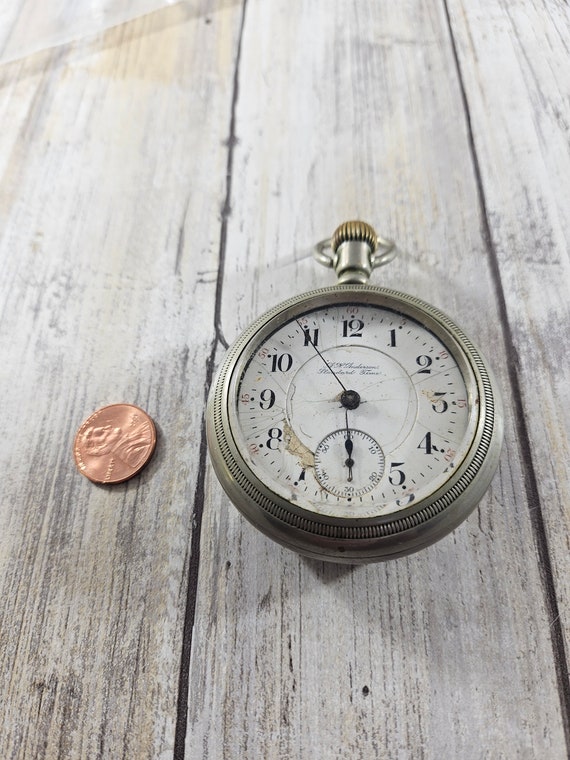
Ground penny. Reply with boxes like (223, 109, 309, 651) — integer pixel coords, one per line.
(73, 403, 157, 484)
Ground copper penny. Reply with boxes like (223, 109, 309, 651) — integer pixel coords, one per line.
(73, 403, 157, 484)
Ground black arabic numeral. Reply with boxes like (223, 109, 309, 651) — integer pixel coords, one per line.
(431, 392, 448, 413)
(270, 353, 293, 372)
(389, 462, 406, 486)
(342, 318, 364, 338)
(303, 328, 319, 346)
(266, 428, 283, 450)
(416, 354, 433, 373)
(417, 432, 434, 454)
(259, 389, 276, 410)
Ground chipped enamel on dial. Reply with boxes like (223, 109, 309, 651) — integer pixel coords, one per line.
(230, 301, 478, 519)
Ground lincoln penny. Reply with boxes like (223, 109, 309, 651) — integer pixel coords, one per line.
(74, 403, 156, 484)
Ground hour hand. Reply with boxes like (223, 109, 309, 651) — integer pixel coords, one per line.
(344, 427, 354, 482)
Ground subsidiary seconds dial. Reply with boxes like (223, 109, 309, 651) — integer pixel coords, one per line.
(314, 429, 385, 499)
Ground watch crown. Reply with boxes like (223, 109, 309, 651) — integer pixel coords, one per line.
(332, 220, 378, 254)
(314, 220, 397, 284)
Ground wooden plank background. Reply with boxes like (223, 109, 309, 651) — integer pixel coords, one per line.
(0, 1, 568, 758)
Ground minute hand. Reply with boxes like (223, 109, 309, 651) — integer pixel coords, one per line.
(296, 320, 361, 411)
(296, 319, 347, 392)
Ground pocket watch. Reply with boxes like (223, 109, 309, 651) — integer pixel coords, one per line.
(207, 221, 503, 563)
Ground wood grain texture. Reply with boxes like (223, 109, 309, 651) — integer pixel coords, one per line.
(0, 3, 242, 758)
(0, 1, 568, 759)
(187, 0, 570, 757)
(446, 0, 570, 650)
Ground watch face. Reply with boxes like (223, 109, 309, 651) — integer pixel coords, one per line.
(227, 293, 480, 520)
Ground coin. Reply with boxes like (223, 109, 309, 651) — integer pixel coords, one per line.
(73, 403, 157, 484)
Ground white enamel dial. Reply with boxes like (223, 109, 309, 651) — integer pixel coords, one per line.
(230, 301, 478, 519)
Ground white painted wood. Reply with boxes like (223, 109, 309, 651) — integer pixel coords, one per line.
(446, 0, 570, 642)
(0, 4, 242, 758)
(189, 0, 570, 758)
(0, 1, 568, 758)
(0, 0, 175, 64)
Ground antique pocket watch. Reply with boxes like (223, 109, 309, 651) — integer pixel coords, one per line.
(207, 221, 503, 563)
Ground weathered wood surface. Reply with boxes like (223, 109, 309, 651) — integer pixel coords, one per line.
(0, 1, 568, 758)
